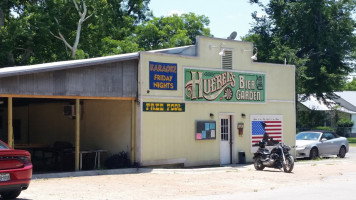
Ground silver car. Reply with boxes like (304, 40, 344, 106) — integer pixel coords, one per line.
(295, 131, 349, 159)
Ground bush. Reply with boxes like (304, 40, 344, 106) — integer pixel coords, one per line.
(337, 118, 354, 127)
(104, 151, 131, 169)
(315, 126, 335, 131)
(348, 138, 356, 143)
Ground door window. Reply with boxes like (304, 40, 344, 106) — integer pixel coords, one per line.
(221, 118, 229, 141)
(321, 132, 335, 140)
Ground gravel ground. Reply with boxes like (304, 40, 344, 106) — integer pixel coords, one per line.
(17, 148, 356, 200)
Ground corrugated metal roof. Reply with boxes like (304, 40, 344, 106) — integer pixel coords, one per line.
(0, 45, 196, 78)
(299, 95, 334, 111)
(0, 52, 139, 78)
(299, 94, 356, 114)
(335, 91, 356, 107)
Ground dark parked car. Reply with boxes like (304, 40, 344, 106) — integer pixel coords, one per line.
(295, 131, 349, 159)
(0, 140, 32, 199)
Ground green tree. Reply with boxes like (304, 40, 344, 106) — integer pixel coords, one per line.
(134, 13, 211, 50)
(0, 0, 40, 66)
(343, 78, 356, 91)
(45, 0, 152, 59)
(297, 109, 327, 129)
(244, 0, 356, 101)
(0, 0, 152, 66)
(49, 0, 95, 59)
(0, 1, 211, 67)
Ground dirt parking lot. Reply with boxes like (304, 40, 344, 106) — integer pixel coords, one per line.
(18, 148, 356, 200)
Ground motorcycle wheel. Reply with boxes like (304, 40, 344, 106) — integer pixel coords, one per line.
(254, 157, 265, 171)
(283, 155, 294, 173)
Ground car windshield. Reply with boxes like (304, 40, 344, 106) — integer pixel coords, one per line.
(296, 132, 321, 141)
(0, 140, 10, 150)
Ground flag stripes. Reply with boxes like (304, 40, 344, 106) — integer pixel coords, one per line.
(251, 120, 282, 145)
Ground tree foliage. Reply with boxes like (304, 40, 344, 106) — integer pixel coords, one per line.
(0, 0, 211, 67)
(244, 0, 356, 101)
(343, 78, 356, 91)
(135, 13, 211, 50)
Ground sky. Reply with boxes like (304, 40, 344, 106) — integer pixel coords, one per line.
(149, 0, 356, 80)
(149, 0, 267, 40)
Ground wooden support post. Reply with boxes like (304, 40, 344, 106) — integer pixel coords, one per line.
(130, 100, 135, 164)
(8, 97, 13, 148)
(75, 99, 80, 171)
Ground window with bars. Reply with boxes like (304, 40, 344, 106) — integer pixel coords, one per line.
(221, 49, 233, 69)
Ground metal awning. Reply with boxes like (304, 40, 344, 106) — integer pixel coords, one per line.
(0, 52, 139, 78)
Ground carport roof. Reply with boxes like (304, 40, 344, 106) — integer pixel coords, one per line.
(0, 52, 139, 78)
(0, 44, 196, 78)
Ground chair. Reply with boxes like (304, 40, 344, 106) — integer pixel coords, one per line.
(53, 141, 75, 171)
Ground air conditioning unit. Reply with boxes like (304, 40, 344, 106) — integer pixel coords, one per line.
(63, 105, 76, 117)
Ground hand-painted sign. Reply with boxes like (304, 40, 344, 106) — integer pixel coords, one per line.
(184, 68, 265, 102)
(149, 61, 177, 90)
(250, 115, 283, 152)
(143, 102, 185, 112)
(195, 121, 216, 140)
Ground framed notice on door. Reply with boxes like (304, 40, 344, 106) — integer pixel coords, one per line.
(195, 121, 216, 140)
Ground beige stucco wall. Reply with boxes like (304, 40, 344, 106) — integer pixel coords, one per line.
(81, 100, 132, 155)
(138, 36, 296, 167)
(11, 100, 132, 156)
(28, 103, 76, 145)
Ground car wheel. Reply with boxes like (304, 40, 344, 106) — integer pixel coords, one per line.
(254, 157, 265, 170)
(309, 147, 319, 160)
(338, 146, 346, 158)
(0, 189, 21, 199)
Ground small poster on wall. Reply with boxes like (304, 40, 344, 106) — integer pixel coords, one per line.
(195, 121, 216, 140)
(250, 115, 283, 153)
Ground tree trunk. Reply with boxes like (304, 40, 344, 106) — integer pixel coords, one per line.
(0, 7, 4, 27)
(20, 49, 33, 65)
(71, 16, 85, 58)
(7, 51, 15, 66)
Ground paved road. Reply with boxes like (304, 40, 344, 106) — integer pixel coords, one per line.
(184, 146, 356, 200)
(234, 172, 356, 200)
(184, 171, 356, 200)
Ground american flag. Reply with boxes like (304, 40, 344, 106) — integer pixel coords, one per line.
(251, 120, 282, 145)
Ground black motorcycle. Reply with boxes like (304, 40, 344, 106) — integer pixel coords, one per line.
(253, 141, 294, 173)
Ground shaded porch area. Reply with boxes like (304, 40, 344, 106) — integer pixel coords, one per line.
(0, 96, 136, 173)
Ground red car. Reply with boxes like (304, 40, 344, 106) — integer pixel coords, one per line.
(0, 140, 32, 199)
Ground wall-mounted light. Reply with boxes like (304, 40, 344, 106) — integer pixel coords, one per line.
(251, 52, 258, 61)
(241, 113, 246, 118)
(210, 113, 214, 118)
(219, 49, 225, 56)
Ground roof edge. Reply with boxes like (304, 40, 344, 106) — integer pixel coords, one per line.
(0, 52, 139, 78)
